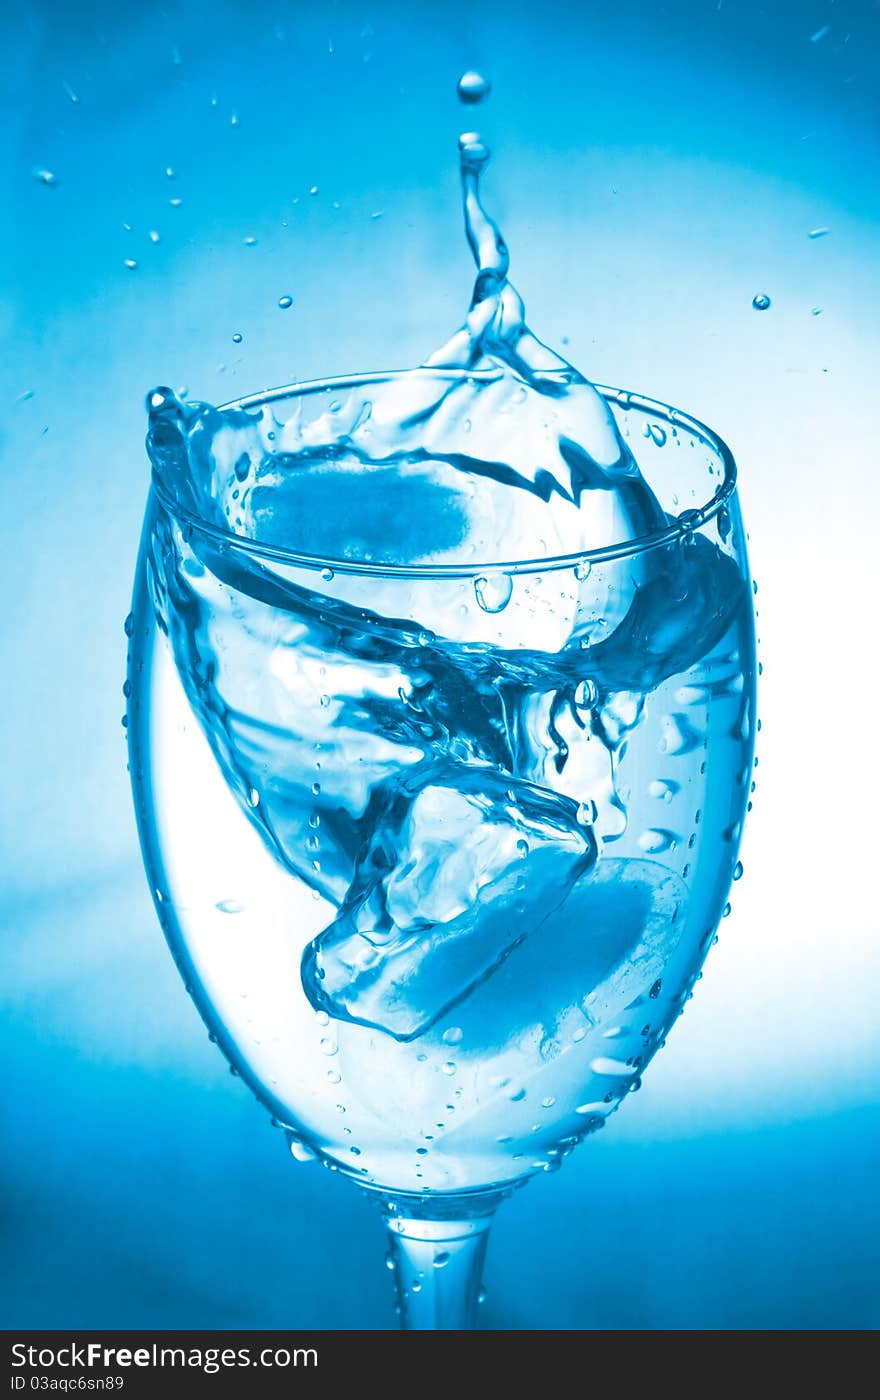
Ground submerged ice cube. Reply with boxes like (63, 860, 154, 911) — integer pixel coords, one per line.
(301, 765, 598, 1040)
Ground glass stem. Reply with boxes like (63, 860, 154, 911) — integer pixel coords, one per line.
(381, 1193, 501, 1330)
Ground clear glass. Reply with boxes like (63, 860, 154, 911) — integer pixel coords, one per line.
(126, 372, 755, 1330)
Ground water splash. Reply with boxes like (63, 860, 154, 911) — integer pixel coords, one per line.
(143, 124, 750, 1047)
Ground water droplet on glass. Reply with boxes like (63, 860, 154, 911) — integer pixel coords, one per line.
(638, 828, 677, 854)
(457, 70, 491, 104)
(441, 1026, 463, 1045)
(442, 1060, 456, 1076)
(590, 1057, 636, 1076)
(288, 1137, 317, 1163)
(648, 778, 679, 803)
(752, 293, 771, 311)
(573, 678, 598, 711)
(474, 572, 513, 613)
(659, 713, 703, 755)
(733, 860, 744, 881)
(574, 559, 591, 581)
(278, 295, 293, 309)
(433, 1251, 451, 1268)
(648, 423, 667, 446)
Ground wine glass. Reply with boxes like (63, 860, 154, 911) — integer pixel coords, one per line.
(126, 371, 755, 1330)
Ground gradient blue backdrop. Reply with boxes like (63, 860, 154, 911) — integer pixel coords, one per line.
(2, 0, 878, 1329)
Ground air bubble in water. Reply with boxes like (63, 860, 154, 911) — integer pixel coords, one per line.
(457, 70, 491, 104)
(474, 573, 513, 612)
(752, 294, 771, 311)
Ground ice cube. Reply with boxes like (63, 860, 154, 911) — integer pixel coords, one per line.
(300, 765, 597, 1040)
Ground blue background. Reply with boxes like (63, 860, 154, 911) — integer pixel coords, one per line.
(2, 0, 878, 1328)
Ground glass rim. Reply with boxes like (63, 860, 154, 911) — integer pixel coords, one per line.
(150, 369, 738, 580)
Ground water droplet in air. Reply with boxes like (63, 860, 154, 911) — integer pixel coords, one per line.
(216, 899, 242, 914)
(648, 423, 667, 447)
(123, 258, 138, 270)
(474, 572, 513, 612)
(33, 168, 58, 187)
(808, 227, 829, 239)
(278, 295, 293, 309)
(232, 332, 243, 343)
(752, 293, 771, 311)
(457, 70, 491, 104)
(243, 235, 258, 246)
